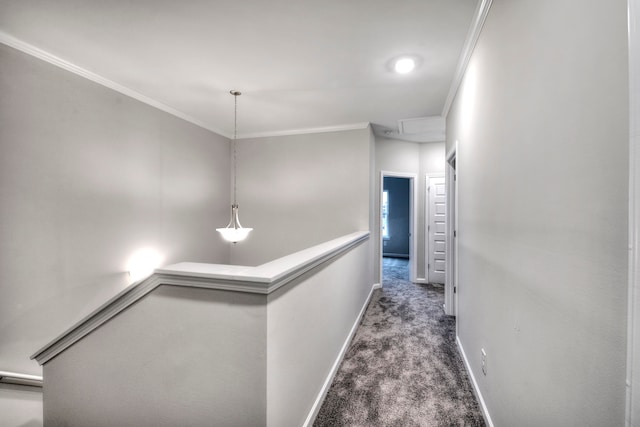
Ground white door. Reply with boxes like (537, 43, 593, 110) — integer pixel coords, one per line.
(427, 176, 446, 284)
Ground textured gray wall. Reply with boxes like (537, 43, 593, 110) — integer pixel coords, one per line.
(0, 43, 230, 425)
(446, 0, 628, 425)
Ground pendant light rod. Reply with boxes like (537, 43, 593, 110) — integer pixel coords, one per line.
(231, 90, 240, 205)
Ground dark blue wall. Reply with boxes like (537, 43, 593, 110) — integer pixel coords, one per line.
(383, 177, 409, 257)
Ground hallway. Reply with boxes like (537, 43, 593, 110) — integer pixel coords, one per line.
(314, 258, 485, 426)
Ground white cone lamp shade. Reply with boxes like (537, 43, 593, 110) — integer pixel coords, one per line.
(217, 204, 252, 243)
(217, 90, 252, 243)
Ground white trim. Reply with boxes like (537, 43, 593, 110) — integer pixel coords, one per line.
(457, 337, 494, 427)
(303, 282, 377, 427)
(444, 141, 458, 316)
(425, 173, 446, 285)
(32, 231, 369, 365)
(0, 31, 230, 138)
(426, 174, 431, 285)
(380, 171, 419, 283)
(628, 0, 640, 424)
(372, 283, 382, 289)
(441, 0, 493, 118)
(238, 122, 370, 139)
(0, 371, 43, 388)
(415, 277, 428, 284)
(446, 142, 458, 163)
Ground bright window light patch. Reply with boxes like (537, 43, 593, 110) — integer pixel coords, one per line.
(382, 191, 390, 238)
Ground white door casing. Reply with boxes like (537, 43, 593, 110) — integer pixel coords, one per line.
(628, 0, 640, 424)
(445, 142, 458, 317)
(427, 175, 446, 284)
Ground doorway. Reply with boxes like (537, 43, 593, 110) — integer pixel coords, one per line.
(383, 177, 410, 258)
(380, 172, 417, 284)
(445, 143, 458, 316)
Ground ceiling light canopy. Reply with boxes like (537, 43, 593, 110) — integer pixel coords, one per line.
(394, 57, 416, 74)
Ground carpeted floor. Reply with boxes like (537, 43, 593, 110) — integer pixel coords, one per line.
(314, 257, 485, 427)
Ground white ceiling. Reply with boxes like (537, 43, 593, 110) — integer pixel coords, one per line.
(0, 0, 478, 139)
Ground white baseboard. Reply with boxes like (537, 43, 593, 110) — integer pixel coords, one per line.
(415, 277, 428, 284)
(456, 336, 494, 427)
(373, 283, 382, 289)
(303, 283, 377, 427)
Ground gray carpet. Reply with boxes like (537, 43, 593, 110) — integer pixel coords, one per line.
(314, 257, 486, 427)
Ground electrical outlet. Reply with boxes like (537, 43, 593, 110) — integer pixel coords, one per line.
(481, 348, 487, 376)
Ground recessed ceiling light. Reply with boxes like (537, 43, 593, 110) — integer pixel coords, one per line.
(394, 57, 415, 74)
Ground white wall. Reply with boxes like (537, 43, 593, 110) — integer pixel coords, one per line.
(629, 0, 640, 423)
(231, 129, 372, 266)
(0, 384, 42, 427)
(374, 138, 445, 282)
(0, 43, 231, 424)
(44, 286, 267, 427)
(266, 239, 373, 427)
(446, 0, 628, 425)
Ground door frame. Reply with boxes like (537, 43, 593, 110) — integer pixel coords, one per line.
(425, 173, 446, 285)
(380, 171, 418, 283)
(445, 141, 458, 317)
(627, 0, 639, 424)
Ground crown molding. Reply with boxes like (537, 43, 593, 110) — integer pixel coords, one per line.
(441, 0, 493, 118)
(238, 122, 370, 140)
(0, 30, 229, 138)
(0, 31, 371, 141)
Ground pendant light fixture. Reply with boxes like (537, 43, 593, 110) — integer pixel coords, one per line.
(217, 90, 253, 243)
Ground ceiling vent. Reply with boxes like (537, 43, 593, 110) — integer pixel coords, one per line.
(372, 116, 446, 143)
(398, 116, 445, 138)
